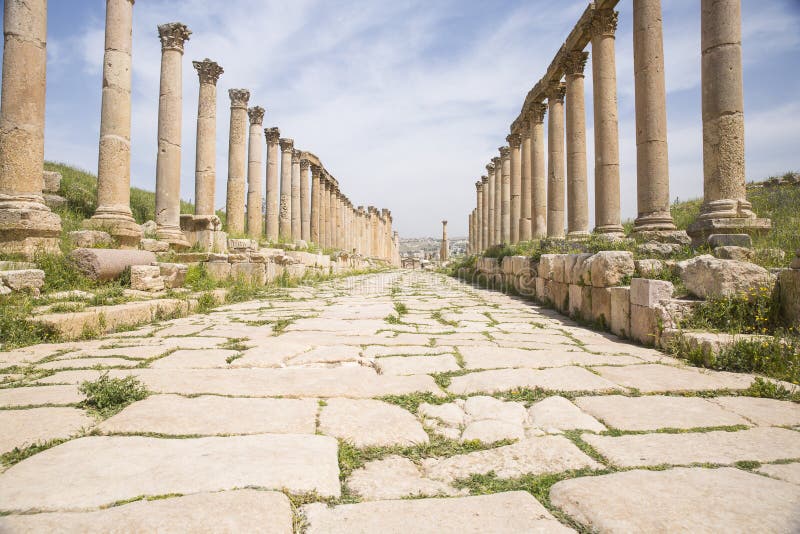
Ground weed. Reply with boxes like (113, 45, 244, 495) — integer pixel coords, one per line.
(394, 302, 408, 316)
(1, 437, 70, 467)
(79, 373, 149, 418)
(743, 377, 800, 402)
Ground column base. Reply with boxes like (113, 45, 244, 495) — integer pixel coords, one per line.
(632, 211, 676, 233)
(84, 209, 142, 249)
(0, 195, 62, 258)
(686, 217, 771, 247)
(593, 224, 626, 238)
(566, 230, 591, 241)
(156, 223, 191, 250)
(632, 230, 691, 245)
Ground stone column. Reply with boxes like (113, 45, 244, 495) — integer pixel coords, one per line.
(225, 88, 249, 236)
(563, 50, 590, 240)
(530, 104, 547, 238)
(86, 0, 140, 247)
(440, 220, 449, 262)
(500, 147, 511, 244)
(278, 138, 293, 241)
(547, 83, 566, 238)
(300, 159, 311, 242)
(632, 0, 676, 233)
(475, 180, 484, 252)
(519, 123, 532, 242)
(493, 158, 502, 246)
(154, 22, 191, 248)
(191, 59, 223, 218)
(590, 10, 624, 236)
(291, 150, 301, 241)
(319, 176, 329, 248)
(329, 186, 338, 250)
(310, 164, 320, 244)
(486, 163, 496, 248)
(481, 175, 489, 251)
(246, 106, 264, 239)
(264, 127, 280, 242)
(0, 0, 61, 257)
(508, 134, 522, 244)
(688, 0, 770, 243)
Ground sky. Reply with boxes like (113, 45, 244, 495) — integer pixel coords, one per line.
(2, 0, 799, 238)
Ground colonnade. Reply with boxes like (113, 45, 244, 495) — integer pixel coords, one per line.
(467, 0, 769, 255)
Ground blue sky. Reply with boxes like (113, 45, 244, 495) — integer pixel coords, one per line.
(3, 0, 799, 238)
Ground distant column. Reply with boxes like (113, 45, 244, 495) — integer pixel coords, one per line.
(319, 176, 329, 248)
(500, 147, 511, 244)
(493, 157, 502, 245)
(87, 0, 141, 247)
(547, 82, 566, 238)
(590, 9, 624, 236)
(154, 22, 191, 248)
(632, 0, 676, 233)
(246, 106, 264, 239)
(300, 159, 311, 242)
(530, 103, 548, 238)
(475, 180, 484, 252)
(291, 150, 301, 241)
(329, 186, 338, 249)
(486, 162, 496, 247)
(440, 220, 449, 261)
(191, 59, 223, 218)
(563, 50, 590, 239)
(508, 133, 522, 244)
(278, 138, 293, 241)
(264, 127, 280, 241)
(481, 175, 490, 250)
(310, 164, 321, 244)
(519, 123, 532, 241)
(225, 88, 249, 236)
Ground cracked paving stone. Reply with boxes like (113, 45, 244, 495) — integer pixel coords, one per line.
(0, 408, 94, 454)
(319, 398, 429, 446)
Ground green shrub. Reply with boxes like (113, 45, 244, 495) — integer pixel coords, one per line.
(681, 285, 781, 335)
(745, 377, 800, 402)
(79, 373, 149, 417)
(184, 264, 217, 291)
(0, 294, 60, 349)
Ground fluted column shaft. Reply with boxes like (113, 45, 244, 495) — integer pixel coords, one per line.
(520, 125, 532, 241)
(564, 50, 590, 239)
(155, 22, 191, 247)
(192, 60, 222, 217)
(320, 179, 329, 248)
(632, 0, 676, 232)
(225, 88, 249, 235)
(290, 150, 301, 241)
(278, 138, 293, 241)
(475, 181, 484, 252)
(329, 187, 338, 249)
(530, 105, 547, 238)
(547, 84, 566, 238)
(246, 106, 264, 238)
(590, 9, 624, 236)
(481, 176, 489, 251)
(500, 147, 511, 244)
(310, 165, 320, 244)
(264, 127, 280, 241)
(508, 134, 522, 244)
(89, 0, 140, 246)
(493, 159, 502, 245)
(486, 164, 496, 248)
(300, 160, 310, 242)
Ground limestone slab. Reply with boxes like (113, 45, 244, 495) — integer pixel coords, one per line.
(37, 357, 138, 370)
(461, 420, 524, 443)
(0, 434, 340, 511)
(418, 402, 466, 427)
(592, 364, 754, 392)
(99, 394, 318, 435)
(286, 345, 364, 366)
(758, 462, 800, 486)
(550, 467, 800, 533)
(347, 455, 461, 500)
(574, 395, 749, 431)
(150, 349, 240, 369)
(375, 355, 460, 375)
(364, 345, 453, 358)
(0, 408, 94, 454)
(460, 346, 641, 370)
(528, 396, 606, 433)
(584, 427, 800, 467)
(0, 490, 292, 533)
(463, 395, 527, 425)
(423, 435, 602, 482)
(304, 491, 571, 534)
(319, 398, 428, 447)
(447, 366, 621, 395)
(710, 396, 800, 427)
(0, 385, 84, 407)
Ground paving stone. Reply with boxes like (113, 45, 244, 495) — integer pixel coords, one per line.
(460, 419, 525, 443)
(592, 363, 754, 392)
(418, 402, 466, 427)
(149, 349, 241, 369)
(459, 346, 641, 370)
(319, 398, 428, 446)
(375, 354, 461, 375)
(0, 434, 340, 511)
(463, 395, 527, 425)
(286, 345, 365, 366)
(364, 345, 453, 358)
(99, 394, 318, 435)
(423, 435, 602, 483)
(447, 366, 621, 395)
(550, 467, 800, 533)
(528, 396, 606, 433)
(0, 385, 84, 407)
(233, 340, 313, 367)
(710, 396, 800, 426)
(304, 491, 572, 534)
(37, 357, 138, 370)
(758, 462, 800, 485)
(0, 408, 94, 454)
(347, 455, 463, 500)
(0, 490, 292, 533)
(574, 395, 749, 431)
(584, 427, 800, 467)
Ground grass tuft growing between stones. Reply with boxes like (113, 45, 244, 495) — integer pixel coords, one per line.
(79, 372, 149, 418)
(743, 377, 800, 403)
(379, 392, 457, 413)
(0, 437, 70, 467)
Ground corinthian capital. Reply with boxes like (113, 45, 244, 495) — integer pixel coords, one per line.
(491, 156, 501, 167)
(475, 181, 483, 191)
(481, 175, 489, 184)
(292, 149, 301, 163)
(192, 59, 223, 85)
(158, 22, 191, 53)
(506, 133, 522, 148)
(562, 50, 589, 77)
(546, 82, 566, 103)
(498, 146, 510, 158)
(529, 102, 547, 124)
(248, 106, 265, 125)
(589, 9, 618, 38)
(300, 159, 311, 171)
(228, 89, 250, 109)
(264, 127, 280, 143)
(279, 138, 294, 152)
(486, 163, 495, 174)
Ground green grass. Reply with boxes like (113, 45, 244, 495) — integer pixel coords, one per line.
(0, 294, 61, 350)
(79, 373, 149, 418)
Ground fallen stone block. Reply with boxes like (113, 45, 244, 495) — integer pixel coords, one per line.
(231, 262, 266, 285)
(156, 262, 188, 289)
(714, 245, 754, 261)
(68, 230, 113, 249)
(140, 238, 170, 253)
(679, 255, 773, 299)
(590, 251, 634, 288)
(130, 265, 164, 292)
(634, 258, 664, 277)
(69, 248, 157, 282)
(630, 278, 673, 307)
(0, 269, 45, 294)
(708, 233, 752, 248)
(42, 170, 61, 193)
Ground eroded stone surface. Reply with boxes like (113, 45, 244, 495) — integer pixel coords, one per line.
(375, 354, 460, 375)
(758, 463, 800, 486)
(319, 398, 428, 446)
(0, 408, 94, 454)
(528, 396, 606, 433)
(447, 366, 620, 395)
(710, 396, 800, 427)
(347, 455, 462, 500)
(592, 364, 754, 392)
(550, 467, 800, 532)
(0, 385, 84, 407)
